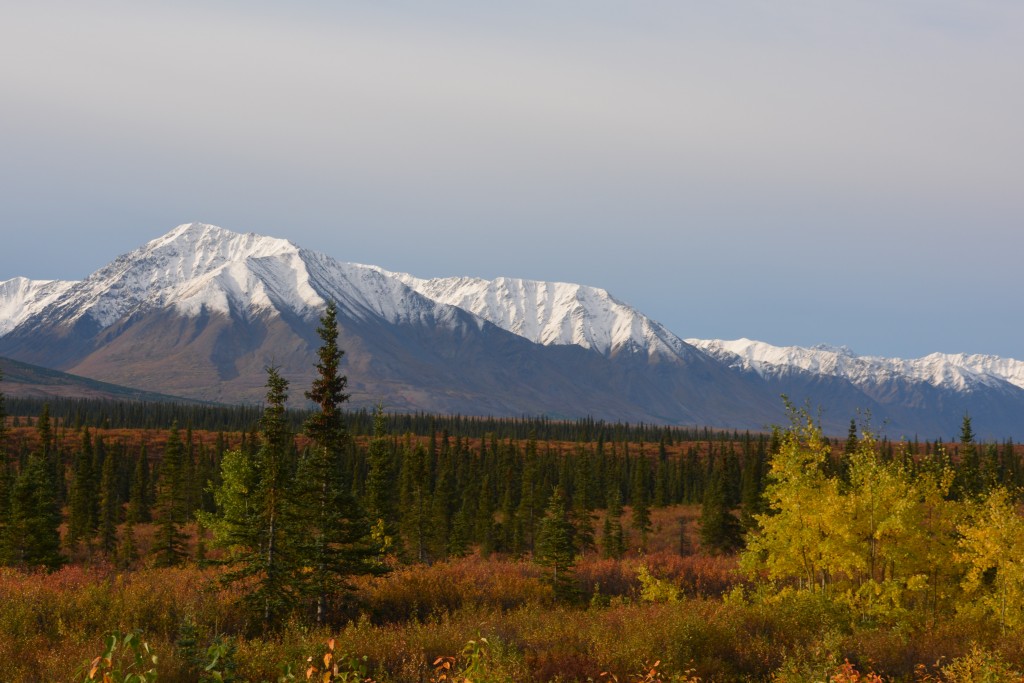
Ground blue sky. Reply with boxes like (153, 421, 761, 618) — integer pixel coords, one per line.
(2, 1, 1022, 358)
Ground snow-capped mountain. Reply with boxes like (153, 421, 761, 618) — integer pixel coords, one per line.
(687, 338, 1024, 438)
(1, 223, 1022, 437)
(385, 272, 696, 361)
(0, 223, 766, 423)
(0, 277, 75, 336)
(689, 338, 1024, 395)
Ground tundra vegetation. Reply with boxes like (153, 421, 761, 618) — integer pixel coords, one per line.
(0, 312, 1023, 680)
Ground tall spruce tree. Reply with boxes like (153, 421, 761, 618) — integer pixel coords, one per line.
(298, 301, 378, 625)
(535, 486, 578, 601)
(97, 443, 119, 555)
(203, 367, 301, 628)
(364, 405, 398, 550)
(67, 428, 97, 549)
(7, 409, 64, 569)
(601, 487, 626, 559)
(699, 457, 743, 554)
(154, 424, 189, 566)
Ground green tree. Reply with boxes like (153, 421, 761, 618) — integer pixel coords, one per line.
(535, 486, 577, 601)
(7, 451, 64, 569)
(154, 424, 188, 567)
(699, 458, 743, 554)
(202, 367, 301, 628)
(67, 428, 97, 550)
(953, 414, 981, 499)
(630, 456, 652, 552)
(298, 301, 379, 626)
(364, 404, 398, 549)
(97, 443, 119, 555)
(601, 487, 626, 559)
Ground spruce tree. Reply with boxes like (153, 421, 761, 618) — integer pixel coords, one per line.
(535, 486, 577, 601)
(699, 458, 743, 554)
(203, 367, 301, 628)
(8, 451, 64, 569)
(154, 424, 188, 567)
(630, 456, 652, 552)
(364, 407, 398, 552)
(67, 428, 97, 549)
(298, 301, 378, 625)
(953, 414, 981, 499)
(97, 443, 119, 555)
(601, 488, 626, 559)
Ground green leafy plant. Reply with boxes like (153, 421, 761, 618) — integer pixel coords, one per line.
(79, 631, 158, 683)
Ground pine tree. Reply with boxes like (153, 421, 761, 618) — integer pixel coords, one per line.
(67, 428, 97, 549)
(128, 448, 151, 524)
(601, 488, 626, 559)
(97, 442, 119, 555)
(630, 455, 652, 552)
(699, 458, 743, 554)
(8, 450, 64, 569)
(534, 486, 577, 601)
(203, 367, 302, 628)
(154, 424, 188, 567)
(953, 414, 981, 499)
(298, 301, 379, 626)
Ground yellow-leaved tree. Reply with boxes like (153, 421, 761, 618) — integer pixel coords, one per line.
(956, 486, 1024, 630)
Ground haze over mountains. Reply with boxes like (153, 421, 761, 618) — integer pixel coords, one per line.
(1, 223, 1022, 438)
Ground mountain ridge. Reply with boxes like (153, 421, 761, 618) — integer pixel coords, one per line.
(1, 223, 1022, 438)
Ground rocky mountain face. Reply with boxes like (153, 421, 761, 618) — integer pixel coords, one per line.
(1, 223, 1022, 438)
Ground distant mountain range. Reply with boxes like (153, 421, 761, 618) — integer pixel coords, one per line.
(1, 223, 1022, 438)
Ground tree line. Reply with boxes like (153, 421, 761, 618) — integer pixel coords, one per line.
(1, 303, 1023, 629)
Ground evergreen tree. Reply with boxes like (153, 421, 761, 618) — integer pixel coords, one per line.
(364, 405, 398, 544)
(699, 458, 743, 554)
(298, 301, 379, 626)
(534, 486, 577, 601)
(630, 455, 652, 552)
(128, 448, 152, 523)
(7, 451, 64, 569)
(953, 414, 981, 499)
(154, 424, 188, 567)
(203, 367, 301, 628)
(96, 442, 119, 555)
(601, 488, 626, 559)
(67, 428, 97, 549)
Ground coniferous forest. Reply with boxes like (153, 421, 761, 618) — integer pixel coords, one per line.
(2, 305, 1024, 681)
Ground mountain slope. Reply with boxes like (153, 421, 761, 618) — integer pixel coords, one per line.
(389, 272, 697, 361)
(0, 355, 201, 403)
(688, 338, 1024, 438)
(1, 223, 1021, 437)
(0, 224, 774, 426)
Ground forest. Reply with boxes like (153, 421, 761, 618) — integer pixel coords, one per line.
(1, 304, 1024, 681)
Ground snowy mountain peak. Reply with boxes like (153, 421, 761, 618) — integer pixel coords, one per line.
(0, 277, 76, 336)
(380, 270, 695, 361)
(688, 338, 1024, 394)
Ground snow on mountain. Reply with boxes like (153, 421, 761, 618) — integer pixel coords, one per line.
(5, 224, 446, 333)
(688, 338, 1024, 394)
(0, 277, 76, 336)
(384, 272, 695, 360)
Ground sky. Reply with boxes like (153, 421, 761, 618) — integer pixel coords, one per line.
(1, 1, 1022, 359)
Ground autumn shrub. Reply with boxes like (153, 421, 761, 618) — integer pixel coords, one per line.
(358, 556, 552, 623)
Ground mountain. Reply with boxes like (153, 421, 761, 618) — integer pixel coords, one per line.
(688, 339, 1024, 439)
(0, 355, 200, 403)
(0, 223, 773, 426)
(1, 222, 1021, 438)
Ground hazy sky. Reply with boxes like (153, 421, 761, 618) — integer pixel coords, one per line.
(2, 1, 1022, 359)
